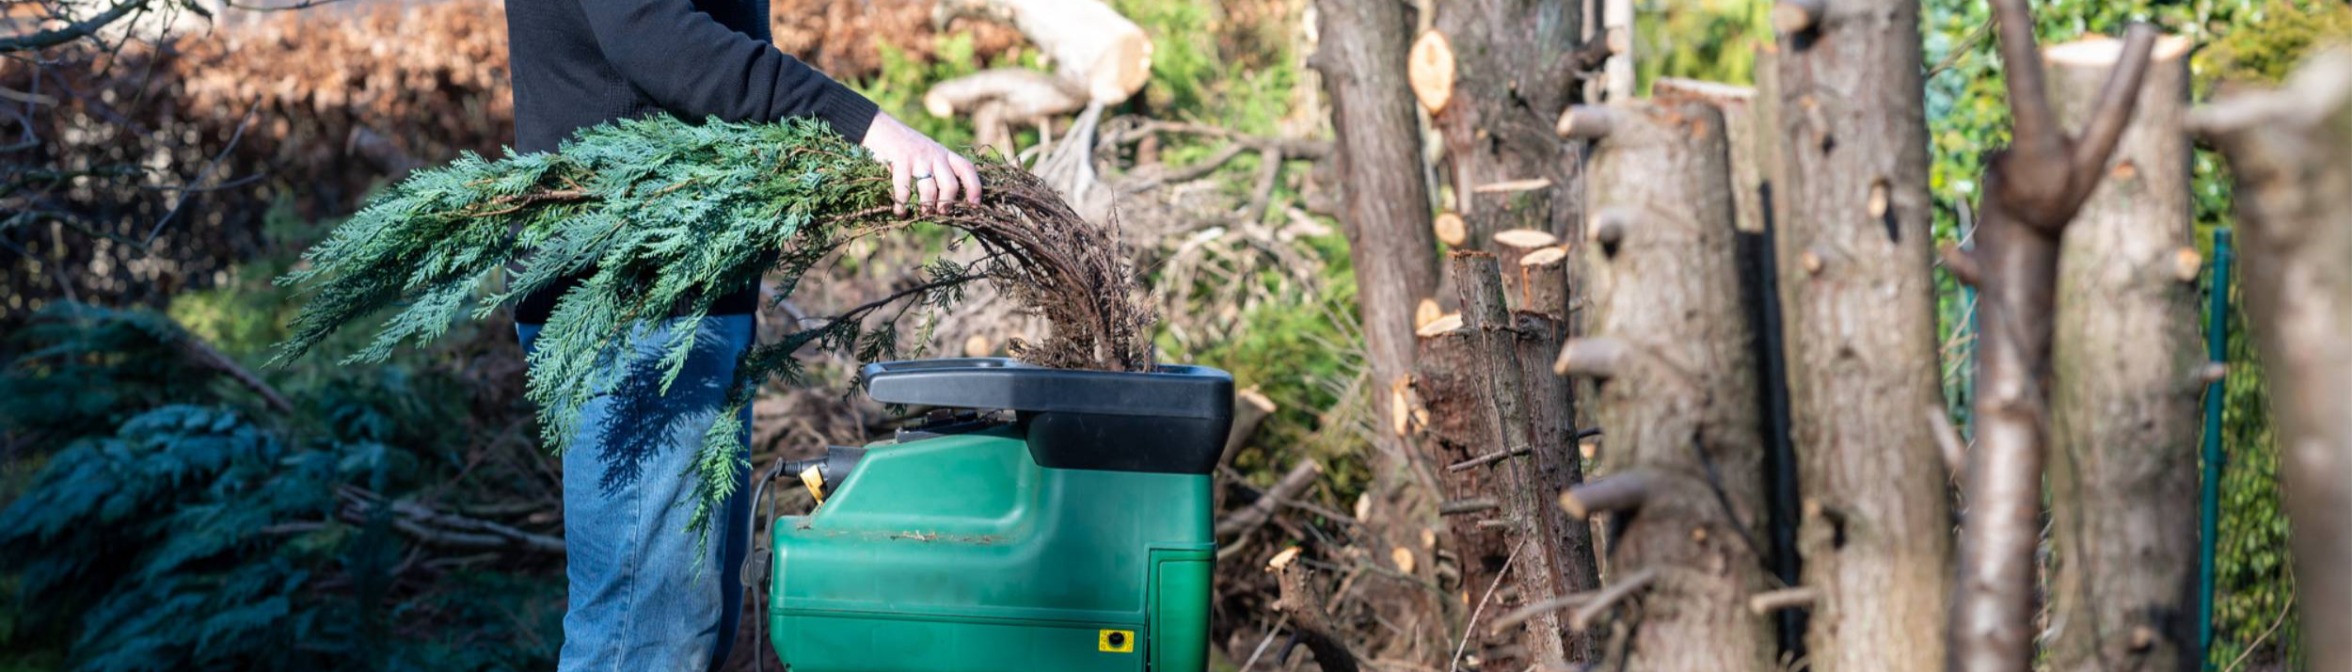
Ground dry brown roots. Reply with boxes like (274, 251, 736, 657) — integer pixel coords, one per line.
(925, 162, 1158, 372)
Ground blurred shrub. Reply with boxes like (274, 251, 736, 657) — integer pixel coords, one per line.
(0, 211, 559, 671)
(1634, 0, 1767, 88)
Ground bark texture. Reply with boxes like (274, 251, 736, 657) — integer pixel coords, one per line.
(1657, 74, 1808, 654)
(2193, 47, 2352, 672)
(1948, 6, 2158, 668)
(1414, 321, 1527, 666)
(1556, 99, 1771, 671)
(2043, 34, 2202, 672)
(1311, 4, 1451, 662)
(1768, 2, 1950, 668)
(1416, 252, 1601, 668)
(1429, 0, 1585, 248)
(1313, 0, 1440, 466)
(1652, 79, 1763, 234)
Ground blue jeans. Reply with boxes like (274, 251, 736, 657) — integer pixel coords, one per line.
(517, 314, 755, 672)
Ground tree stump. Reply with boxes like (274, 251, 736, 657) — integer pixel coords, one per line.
(1768, 1, 1953, 667)
(1555, 98, 1771, 671)
(2044, 33, 2201, 672)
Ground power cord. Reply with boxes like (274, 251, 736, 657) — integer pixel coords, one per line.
(742, 457, 789, 672)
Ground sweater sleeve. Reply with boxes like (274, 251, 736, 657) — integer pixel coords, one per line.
(574, 0, 880, 142)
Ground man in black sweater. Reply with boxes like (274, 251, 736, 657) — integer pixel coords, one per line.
(503, 0, 979, 667)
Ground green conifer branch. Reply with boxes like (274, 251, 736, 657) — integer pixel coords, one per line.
(275, 114, 1155, 539)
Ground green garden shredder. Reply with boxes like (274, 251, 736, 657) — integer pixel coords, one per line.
(755, 357, 1232, 671)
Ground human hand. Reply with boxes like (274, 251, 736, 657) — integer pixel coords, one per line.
(858, 112, 981, 216)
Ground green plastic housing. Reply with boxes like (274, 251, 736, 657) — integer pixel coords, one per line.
(767, 426, 1214, 671)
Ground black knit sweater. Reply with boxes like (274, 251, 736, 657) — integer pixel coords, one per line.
(503, 0, 879, 324)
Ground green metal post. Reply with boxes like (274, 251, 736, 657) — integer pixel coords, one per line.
(2198, 228, 2233, 669)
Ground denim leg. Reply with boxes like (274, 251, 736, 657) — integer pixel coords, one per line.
(519, 315, 755, 672)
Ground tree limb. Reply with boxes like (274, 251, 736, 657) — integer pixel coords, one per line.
(2063, 24, 2159, 203)
(1273, 554, 1363, 672)
(1215, 459, 1322, 536)
(1568, 567, 1658, 630)
(0, 0, 149, 54)
(178, 331, 294, 413)
(1747, 586, 1820, 615)
(1558, 470, 1661, 519)
(1990, 0, 2065, 173)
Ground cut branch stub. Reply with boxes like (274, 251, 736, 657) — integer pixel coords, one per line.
(1559, 469, 1662, 518)
(1521, 246, 1569, 268)
(1748, 587, 1822, 615)
(1418, 312, 1464, 337)
(1414, 297, 1444, 330)
(1570, 567, 1659, 630)
(1557, 105, 1616, 140)
(1772, 0, 1824, 34)
(1434, 211, 1469, 247)
(1494, 228, 1560, 250)
(1554, 337, 1629, 380)
(1587, 206, 1633, 259)
(1519, 246, 1572, 319)
(1494, 229, 1561, 304)
(1409, 29, 1456, 113)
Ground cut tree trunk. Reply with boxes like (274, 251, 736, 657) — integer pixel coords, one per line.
(922, 68, 1086, 120)
(1414, 252, 1600, 668)
(1493, 228, 1561, 303)
(1654, 75, 1808, 655)
(1510, 248, 1606, 656)
(1311, 0, 1451, 662)
(1425, 13, 1600, 636)
(2043, 34, 2201, 672)
(1769, 1, 1951, 668)
(1553, 98, 1771, 670)
(1428, 0, 1585, 249)
(1651, 79, 1764, 235)
(1314, 0, 1441, 468)
(933, 0, 1151, 105)
(922, 68, 1087, 156)
(2192, 47, 2352, 672)
(1947, 3, 2159, 668)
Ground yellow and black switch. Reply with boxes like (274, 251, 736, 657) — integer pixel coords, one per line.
(1097, 629, 1134, 653)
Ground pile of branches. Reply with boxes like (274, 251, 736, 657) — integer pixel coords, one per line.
(276, 114, 1155, 533)
(1, 0, 518, 331)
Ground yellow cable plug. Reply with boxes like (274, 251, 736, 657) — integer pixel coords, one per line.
(799, 465, 827, 507)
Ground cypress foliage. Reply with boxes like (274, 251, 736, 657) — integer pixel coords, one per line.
(275, 114, 1154, 534)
